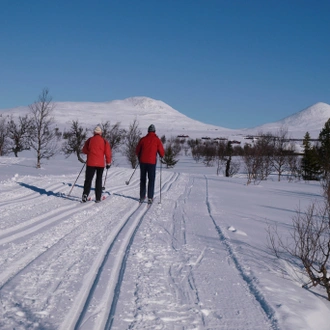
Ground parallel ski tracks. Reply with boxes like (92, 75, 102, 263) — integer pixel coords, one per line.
(0, 169, 279, 329)
(60, 172, 179, 330)
(71, 201, 149, 330)
(0, 175, 134, 287)
(0, 191, 104, 289)
(0, 170, 179, 329)
(0, 181, 68, 206)
(0, 174, 141, 244)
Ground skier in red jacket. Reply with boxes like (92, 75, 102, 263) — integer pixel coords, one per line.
(81, 126, 112, 203)
(136, 124, 165, 204)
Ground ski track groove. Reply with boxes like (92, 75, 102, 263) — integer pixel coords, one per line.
(174, 177, 206, 327)
(71, 203, 146, 330)
(0, 196, 104, 288)
(0, 169, 281, 329)
(0, 202, 93, 245)
(0, 171, 139, 292)
(60, 172, 178, 330)
(203, 175, 280, 330)
(0, 180, 68, 205)
(0, 169, 144, 329)
(123, 173, 278, 329)
(103, 204, 151, 330)
(124, 174, 209, 330)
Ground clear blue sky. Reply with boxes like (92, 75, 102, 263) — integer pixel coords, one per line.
(1, 0, 329, 128)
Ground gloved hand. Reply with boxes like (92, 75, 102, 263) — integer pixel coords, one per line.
(106, 164, 111, 169)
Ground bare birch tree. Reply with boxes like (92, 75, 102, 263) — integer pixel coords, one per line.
(29, 88, 58, 168)
(272, 128, 292, 181)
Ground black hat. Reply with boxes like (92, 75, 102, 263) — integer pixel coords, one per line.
(148, 124, 156, 132)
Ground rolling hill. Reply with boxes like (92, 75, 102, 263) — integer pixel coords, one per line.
(244, 102, 330, 139)
(1, 97, 330, 140)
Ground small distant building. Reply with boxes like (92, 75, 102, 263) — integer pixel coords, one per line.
(213, 137, 227, 141)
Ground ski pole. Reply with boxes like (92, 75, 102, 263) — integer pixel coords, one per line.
(102, 165, 111, 190)
(68, 163, 85, 196)
(125, 163, 139, 185)
(159, 158, 162, 204)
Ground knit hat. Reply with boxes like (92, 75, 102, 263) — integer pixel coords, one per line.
(94, 126, 102, 134)
(148, 124, 156, 132)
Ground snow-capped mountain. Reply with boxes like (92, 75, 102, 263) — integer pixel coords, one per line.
(0, 97, 233, 138)
(1, 97, 329, 139)
(246, 102, 330, 138)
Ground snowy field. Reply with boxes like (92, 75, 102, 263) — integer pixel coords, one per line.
(0, 153, 330, 330)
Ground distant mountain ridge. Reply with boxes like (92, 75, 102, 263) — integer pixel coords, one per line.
(0, 96, 232, 138)
(280, 102, 330, 128)
(245, 102, 330, 138)
(1, 97, 329, 139)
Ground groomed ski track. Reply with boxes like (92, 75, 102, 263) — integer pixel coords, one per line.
(0, 167, 279, 330)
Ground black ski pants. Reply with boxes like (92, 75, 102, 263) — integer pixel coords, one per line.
(139, 162, 156, 200)
(83, 166, 104, 201)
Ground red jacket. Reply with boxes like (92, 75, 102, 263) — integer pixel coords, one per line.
(136, 132, 165, 164)
(82, 134, 112, 167)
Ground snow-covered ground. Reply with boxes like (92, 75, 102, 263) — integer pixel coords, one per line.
(0, 152, 330, 330)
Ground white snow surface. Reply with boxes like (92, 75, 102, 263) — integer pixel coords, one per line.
(0, 151, 330, 330)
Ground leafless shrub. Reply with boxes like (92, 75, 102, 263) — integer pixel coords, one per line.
(62, 120, 87, 163)
(267, 202, 330, 300)
(123, 119, 141, 168)
(215, 141, 227, 176)
(242, 144, 265, 184)
(203, 143, 216, 167)
(100, 121, 126, 153)
(0, 117, 10, 156)
(7, 114, 34, 157)
(191, 144, 203, 163)
(167, 137, 182, 157)
(242, 132, 283, 184)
